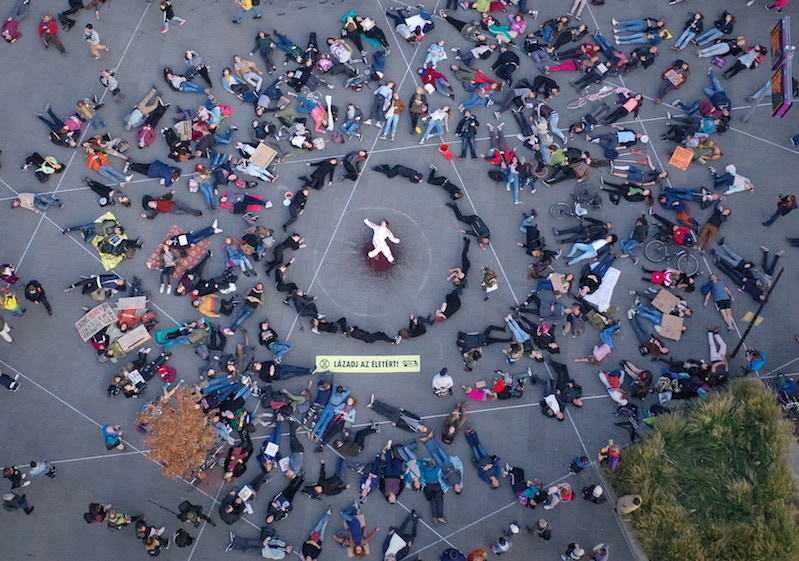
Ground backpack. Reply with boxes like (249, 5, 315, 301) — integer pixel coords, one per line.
(616, 403, 638, 418)
(332, 131, 345, 144)
(59, 15, 76, 30)
(488, 168, 506, 182)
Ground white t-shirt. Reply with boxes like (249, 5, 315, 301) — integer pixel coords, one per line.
(544, 394, 561, 414)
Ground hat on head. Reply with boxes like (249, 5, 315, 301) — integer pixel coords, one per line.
(3, 493, 14, 501)
(592, 485, 604, 498)
(640, 135, 649, 143)
(571, 547, 585, 559)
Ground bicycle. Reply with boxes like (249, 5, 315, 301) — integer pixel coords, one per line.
(188, 443, 225, 488)
(643, 224, 700, 275)
(549, 183, 603, 220)
(566, 84, 617, 110)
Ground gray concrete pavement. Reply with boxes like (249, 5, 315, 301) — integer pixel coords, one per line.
(1, 0, 798, 560)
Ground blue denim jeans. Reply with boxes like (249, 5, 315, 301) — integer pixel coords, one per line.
(199, 182, 215, 208)
(268, 341, 293, 359)
(465, 430, 488, 462)
(236, 6, 261, 22)
(506, 173, 520, 203)
(695, 28, 722, 46)
(422, 120, 444, 140)
(567, 243, 598, 265)
(384, 113, 399, 137)
(674, 29, 696, 50)
(34, 194, 63, 210)
(180, 80, 207, 94)
(229, 305, 255, 333)
(620, 239, 640, 259)
(617, 20, 647, 32)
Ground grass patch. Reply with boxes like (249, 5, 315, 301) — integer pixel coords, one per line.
(608, 379, 799, 561)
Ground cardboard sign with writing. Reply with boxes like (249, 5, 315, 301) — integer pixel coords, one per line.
(550, 273, 566, 294)
(652, 289, 680, 313)
(669, 146, 694, 171)
(117, 296, 147, 310)
(659, 314, 683, 341)
(249, 143, 277, 169)
(74, 303, 117, 342)
(116, 324, 151, 352)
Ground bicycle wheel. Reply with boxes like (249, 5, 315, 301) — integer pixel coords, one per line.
(574, 183, 598, 205)
(549, 202, 574, 221)
(644, 240, 668, 263)
(676, 252, 700, 276)
(566, 97, 588, 110)
(784, 402, 799, 422)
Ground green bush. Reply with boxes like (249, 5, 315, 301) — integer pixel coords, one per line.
(609, 379, 799, 561)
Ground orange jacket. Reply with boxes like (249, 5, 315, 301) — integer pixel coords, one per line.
(86, 152, 109, 171)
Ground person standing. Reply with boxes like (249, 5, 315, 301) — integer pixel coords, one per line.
(29, 460, 56, 479)
(160, 1, 185, 33)
(232, 0, 262, 24)
(763, 194, 797, 226)
(100, 69, 125, 102)
(3, 466, 30, 489)
(455, 110, 479, 159)
(381, 94, 405, 142)
(84, 24, 108, 60)
(3, 492, 34, 514)
(39, 13, 66, 55)
(176, 501, 215, 527)
(765, 0, 789, 12)
(561, 543, 585, 560)
(490, 536, 512, 555)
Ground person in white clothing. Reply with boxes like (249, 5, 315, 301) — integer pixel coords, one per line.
(364, 218, 400, 263)
(566, 235, 617, 266)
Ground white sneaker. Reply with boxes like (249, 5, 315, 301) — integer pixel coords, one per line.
(212, 219, 218, 229)
(166, 285, 172, 295)
(264, 201, 273, 208)
(159, 284, 165, 294)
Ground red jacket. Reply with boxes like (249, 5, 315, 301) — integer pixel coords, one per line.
(39, 19, 57, 38)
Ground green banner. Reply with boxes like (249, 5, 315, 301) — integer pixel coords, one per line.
(315, 355, 421, 373)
